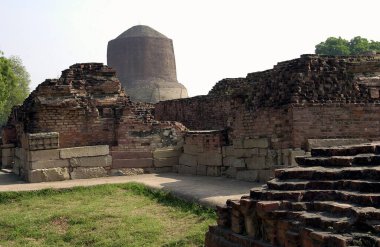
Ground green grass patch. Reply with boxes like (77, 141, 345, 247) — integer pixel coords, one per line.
(0, 183, 216, 247)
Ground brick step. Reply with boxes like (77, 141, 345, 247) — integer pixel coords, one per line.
(267, 179, 380, 193)
(295, 154, 380, 167)
(275, 166, 380, 181)
(250, 189, 380, 207)
(281, 201, 380, 222)
(268, 210, 353, 232)
(205, 225, 273, 247)
(310, 143, 379, 157)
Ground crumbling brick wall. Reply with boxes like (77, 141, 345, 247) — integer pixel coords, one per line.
(3, 63, 186, 181)
(156, 54, 380, 149)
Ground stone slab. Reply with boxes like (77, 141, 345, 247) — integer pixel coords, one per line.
(223, 156, 246, 168)
(112, 158, 153, 168)
(110, 151, 152, 159)
(207, 166, 221, 177)
(153, 149, 182, 159)
(306, 138, 369, 151)
(60, 145, 109, 159)
(232, 139, 244, 149)
(246, 156, 266, 170)
(177, 165, 197, 175)
(69, 155, 111, 168)
(2, 148, 14, 157)
(70, 167, 108, 180)
(1, 156, 13, 169)
(196, 165, 207, 176)
(198, 152, 222, 166)
(183, 144, 204, 154)
(243, 138, 269, 149)
(179, 153, 197, 166)
(28, 168, 70, 183)
(30, 159, 69, 170)
(28, 149, 60, 162)
(144, 167, 173, 173)
(154, 157, 179, 167)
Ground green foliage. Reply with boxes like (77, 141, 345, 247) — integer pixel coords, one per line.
(0, 51, 30, 125)
(315, 36, 380, 56)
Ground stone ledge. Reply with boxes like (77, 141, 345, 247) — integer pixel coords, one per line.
(60, 145, 109, 159)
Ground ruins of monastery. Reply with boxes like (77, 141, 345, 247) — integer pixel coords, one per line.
(1, 25, 380, 246)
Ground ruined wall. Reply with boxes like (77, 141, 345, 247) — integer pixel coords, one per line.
(156, 54, 380, 148)
(3, 63, 186, 181)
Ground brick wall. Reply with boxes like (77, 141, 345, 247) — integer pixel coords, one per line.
(291, 103, 380, 148)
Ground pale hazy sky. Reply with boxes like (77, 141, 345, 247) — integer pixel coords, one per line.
(2, 0, 380, 96)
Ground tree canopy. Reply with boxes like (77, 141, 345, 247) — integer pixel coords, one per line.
(0, 51, 30, 125)
(315, 36, 380, 56)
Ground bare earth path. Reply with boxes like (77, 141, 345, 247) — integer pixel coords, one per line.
(0, 171, 261, 207)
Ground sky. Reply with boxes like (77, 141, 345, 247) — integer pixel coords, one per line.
(1, 0, 380, 97)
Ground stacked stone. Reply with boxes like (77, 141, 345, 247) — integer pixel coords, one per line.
(206, 142, 380, 247)
(222, 138, 306, 182)
(177, 130, 226, 176)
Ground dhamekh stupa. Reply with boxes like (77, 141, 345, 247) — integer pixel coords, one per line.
(107, 25, 188, 103)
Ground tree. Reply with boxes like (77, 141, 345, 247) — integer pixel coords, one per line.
(315, 37, 351, 56)
(0, 51, 30, 125)
(315, 36, 380, 55)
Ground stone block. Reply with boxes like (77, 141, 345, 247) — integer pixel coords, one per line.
(243, 138, 269, 149)
(232, 139, 244, 149)
(246, 156, 266, 170)
(183, 144, 203, 154)
(153, 149, 182, 159)
(258, 148, 268, 156)
(1, 155, 13, 169)
(111, 151, 152, 159)
(265, 149, 278, 167)
(15, 148, 26, 160)
(198, 152, 222, 166)
(306, 138, 369, 151)
(2, 148, 14, 158)
(223, 156, 246, 168)
(178, 165, 196, 175)
(196, 165, 207, 176)
(257, 169, 275, 183)
(69, 155, 111, 168)
(179, 153, 197, 166)
(112, 158, 153, 168)
(222, 167, 238, 178)
(281, 149, 291, 166)
(60, 145, 109, 159)
(289, 150, 306, 166)
(144, 166, 173, 173)
(236, 170, 258, 182)
(30, 159, 69, 170)
(207, 166, 221, 177)
(172, 165, 179, 173)
(70, 167, 108, 179)
(28, 149, 60, 162)
(154, 157, 179, 167)
(222, 146, 233, 157)
(28, 167, 70, 183)
(109, 168, 144, 176)
(27, 132, 59, 151)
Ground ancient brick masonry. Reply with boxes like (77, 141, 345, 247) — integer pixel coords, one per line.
(3, 63, 186, 182)
(156, 54, 380, 148)
(206, 142, 380, 247)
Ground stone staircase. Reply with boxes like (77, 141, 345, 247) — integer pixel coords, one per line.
(205, 142, 380, 247)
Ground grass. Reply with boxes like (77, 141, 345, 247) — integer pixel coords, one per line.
(0, 183, 216, 247)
